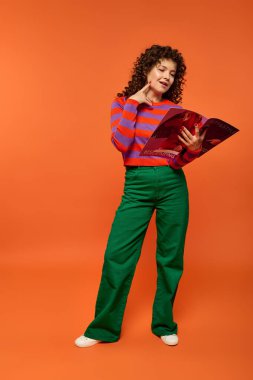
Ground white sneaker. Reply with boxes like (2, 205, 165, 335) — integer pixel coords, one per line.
(161, 334, 179, 346)
(74, 335, 101, 347)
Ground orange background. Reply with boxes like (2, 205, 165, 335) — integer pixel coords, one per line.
(0, 0, 252, 379)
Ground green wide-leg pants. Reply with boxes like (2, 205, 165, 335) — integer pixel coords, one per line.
(83, 165, 189, 342)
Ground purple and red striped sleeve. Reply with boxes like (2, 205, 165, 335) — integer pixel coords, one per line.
(169, 146, 202, 169)
(110, 97, 140, 153)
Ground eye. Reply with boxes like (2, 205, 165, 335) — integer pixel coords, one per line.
(158, 68, 176, 77)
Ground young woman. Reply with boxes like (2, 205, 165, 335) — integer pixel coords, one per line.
(75, 44, 206, 348)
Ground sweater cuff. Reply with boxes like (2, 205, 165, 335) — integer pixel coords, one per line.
(126, 98, 140, 106)
(186, 146, 202, 155)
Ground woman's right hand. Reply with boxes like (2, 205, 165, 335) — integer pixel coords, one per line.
(128, 81, 153, 106)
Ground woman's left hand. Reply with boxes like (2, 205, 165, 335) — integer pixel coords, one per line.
(177, 125, 208, 152)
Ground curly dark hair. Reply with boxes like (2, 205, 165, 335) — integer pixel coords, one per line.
(116, 44, 187, 104)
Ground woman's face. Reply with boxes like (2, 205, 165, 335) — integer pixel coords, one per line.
(146, 58, 177, 96)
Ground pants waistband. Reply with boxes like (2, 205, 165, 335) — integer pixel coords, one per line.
(125, 165, 169, 169)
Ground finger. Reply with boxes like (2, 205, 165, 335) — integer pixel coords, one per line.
(200, 128, 208, 141)
(181, 126, 192, 138)
(144, 96, 152, 105)
(180, 128, 192, 143)
(200, 129, 207, 140)
(144, 81, 151, 89)
(195, 125, 200, 136)
(145, 95, 152, 104)
(178, 134, 187, 144)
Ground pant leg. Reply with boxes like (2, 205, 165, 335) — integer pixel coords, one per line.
(83, 167, 155, 342)
(151, 166, 189, 337)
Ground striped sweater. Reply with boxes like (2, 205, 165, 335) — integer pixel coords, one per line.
(110, 96, 202, 169)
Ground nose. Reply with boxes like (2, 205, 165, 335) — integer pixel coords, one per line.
(163, 74, 172, 82)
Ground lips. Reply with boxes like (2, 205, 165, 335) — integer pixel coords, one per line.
(159, 81, 168, 87)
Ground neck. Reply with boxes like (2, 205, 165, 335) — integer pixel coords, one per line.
(146, 89, 163, 103)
